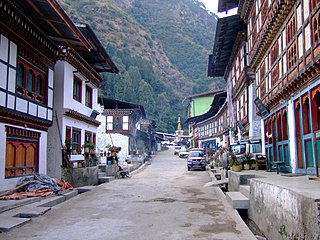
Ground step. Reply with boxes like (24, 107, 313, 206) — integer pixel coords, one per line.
(76, 186, 95, 194)
(239, 185, 250, 199)
(226, 192, 250, 210)
(98, 172, 106, 178)
(0, 216, 31, 232)
(214, 173, 222, 180)
(98, 176, 115, 183)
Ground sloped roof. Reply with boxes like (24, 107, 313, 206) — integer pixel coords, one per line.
(186, 91, 227, 124)
(184, 89, 226, 100)
(75, 23, 119, 74)
(98, 98, 146, 118)
(14, 0, 92, 51)
(208, 14, 244, 77)
(218, 0, 240, 12)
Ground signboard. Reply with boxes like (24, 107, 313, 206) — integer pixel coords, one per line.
(254, 97, 270, 117)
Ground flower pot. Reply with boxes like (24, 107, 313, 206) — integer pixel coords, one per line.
(244, 163, 250, 170)
(232, 165, 242, 172)
(251, 163, 257, 170)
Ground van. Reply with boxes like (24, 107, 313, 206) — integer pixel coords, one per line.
(229, 139, 264, 161)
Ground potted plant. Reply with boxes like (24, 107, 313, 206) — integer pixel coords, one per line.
(82, 142, 91, 153)
(64, 138, 72, 155)
(249, 158, 257, 170)
(229, 152, 242, 172)
(89, 143, 95, 154)
(242, 152, 254, 170)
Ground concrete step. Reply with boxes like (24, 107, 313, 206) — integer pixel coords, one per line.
(98, 172, 106, 178)
(98, 176, 115, 183)
(0, 216, 31, 232)
(76, 186, 95, 194)
(226, 192, 250, 210)
(239, 185, 250, 199)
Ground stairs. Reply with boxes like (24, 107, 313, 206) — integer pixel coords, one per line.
(226, 185, 250, 210)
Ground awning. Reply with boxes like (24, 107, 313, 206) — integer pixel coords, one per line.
(208, 14, 244, 77)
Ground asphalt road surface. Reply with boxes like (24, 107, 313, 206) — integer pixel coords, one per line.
(0, 147, 256, 240)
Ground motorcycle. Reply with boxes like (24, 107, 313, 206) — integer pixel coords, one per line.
(118, 160, 130, 178)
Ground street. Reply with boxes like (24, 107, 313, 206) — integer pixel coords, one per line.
(0, 147, 255, 240)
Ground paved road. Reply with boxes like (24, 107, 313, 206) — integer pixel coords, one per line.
(0, 147, 255, 240)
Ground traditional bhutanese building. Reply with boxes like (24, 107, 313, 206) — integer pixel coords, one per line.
(214, 0, 320, 176)
(97, 98, 147, 161)
(186, 91, 227, 149)
(47, 22, 118, 179)
(0, 0, 95, 191)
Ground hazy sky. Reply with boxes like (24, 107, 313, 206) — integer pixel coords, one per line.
(199, 0, 237, 17)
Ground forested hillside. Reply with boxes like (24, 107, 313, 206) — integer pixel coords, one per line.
(58, 0, 225, 133)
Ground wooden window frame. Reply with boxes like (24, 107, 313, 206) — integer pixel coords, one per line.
(16, 60, 46, 104)
(85, 85, 92, 108)
(73, 76, 82, 103)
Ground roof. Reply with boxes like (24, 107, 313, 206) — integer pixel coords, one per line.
(208, 14, 244, 77)
(98, 98, 146, 118)
(185, 89, 226, 100)
(75, 23, 119, 74)
(14, 0, 92, 51)
(186, 91, 227, 124)
(218, 0, 240, 12)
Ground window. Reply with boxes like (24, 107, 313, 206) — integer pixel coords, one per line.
(287, 43, 297, 69)
(5, 126, 40, 178)
(304, 25, 310, 51)
(85, 85, 92, 108)
(72, 129, 81, 154)
(311, 0, 320, 10)
(286, 16, 296, 43)
(123, 116, 129, 130)
(73, 76, 82, 102)
(312, 13, 320, 43)
(16, 60, 46, 104)
(271, 42, 279, 66)
(106, 116, 129, 131)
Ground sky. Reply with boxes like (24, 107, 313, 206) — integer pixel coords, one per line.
(199, 0, 238, 17)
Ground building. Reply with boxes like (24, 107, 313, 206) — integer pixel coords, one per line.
(97, 98, 151, 161)
(185, 90, 226, 148)
(0, 0, 96, 191)
(186, 91, 227, 150)
(47, 22, 118, 179)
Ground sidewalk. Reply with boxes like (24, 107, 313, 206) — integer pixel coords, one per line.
(0, 157, 150, 232)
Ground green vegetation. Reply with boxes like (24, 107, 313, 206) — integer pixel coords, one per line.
(58, 0, 226, 132)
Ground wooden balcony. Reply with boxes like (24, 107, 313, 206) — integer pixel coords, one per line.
(248, 0, 295, 68)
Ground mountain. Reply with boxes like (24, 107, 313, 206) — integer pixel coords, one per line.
(58, 0, 225, 133)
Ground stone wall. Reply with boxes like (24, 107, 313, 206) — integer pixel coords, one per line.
(62, 167, 99, 188)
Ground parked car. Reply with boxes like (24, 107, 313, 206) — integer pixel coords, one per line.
(187, 150, 206, 171)
(174, 146, 181, 155)
(178, 148, 189, 158)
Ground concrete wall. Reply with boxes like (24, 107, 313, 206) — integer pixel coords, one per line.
(62, 167, 98, 188)
(249, 179, 320, 240)
(228, 171, 257, 192)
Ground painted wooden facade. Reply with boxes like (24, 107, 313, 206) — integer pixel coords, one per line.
(186, 90, 226, 148)
(97, 98, 149, 160)
(213, 0, 320, 175)
(186, 91, 227, 149)
(0, 0, 72, 190)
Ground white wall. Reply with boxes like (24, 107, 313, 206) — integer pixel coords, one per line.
(97, 112, 129, 161)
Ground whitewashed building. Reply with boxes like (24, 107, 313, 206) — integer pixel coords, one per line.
(0, 0, 94, 191)
(47, 24, 118, 179)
